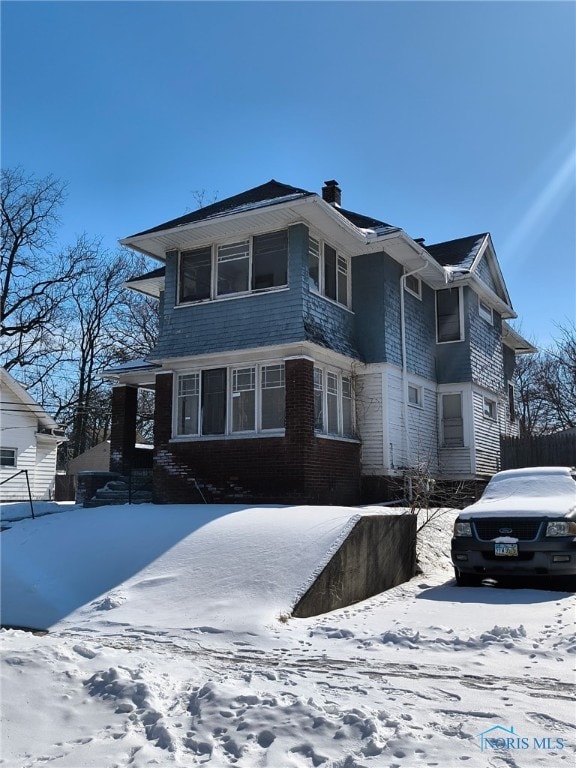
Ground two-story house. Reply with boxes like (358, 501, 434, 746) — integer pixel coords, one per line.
(105, 180, 534, 504)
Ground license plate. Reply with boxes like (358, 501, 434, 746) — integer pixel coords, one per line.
(494, 542, 518, 557)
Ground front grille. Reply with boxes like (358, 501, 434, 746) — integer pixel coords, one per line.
(482, 551, 535, 561)
(473, 519, 542, 541)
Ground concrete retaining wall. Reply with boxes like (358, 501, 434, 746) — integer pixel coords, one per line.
(293, 514, 417, 618)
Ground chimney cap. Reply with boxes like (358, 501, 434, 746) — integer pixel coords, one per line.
(323, 179, 340, 187)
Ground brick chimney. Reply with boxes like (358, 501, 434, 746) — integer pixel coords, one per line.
(322, 180, 341, 206)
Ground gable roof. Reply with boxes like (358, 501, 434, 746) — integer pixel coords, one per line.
(424, 233, 487, 269)
(128, 179, 392, 239)
(0, 367, 64, 436)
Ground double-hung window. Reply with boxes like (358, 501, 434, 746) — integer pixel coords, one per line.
(314, 367, 354, 437)
(308, 237, 350, 308)
(441, 393, 464, 447)
(175, 363, 285, 437)
(436, 287, 463, 342)
(178, 230, 288, 304)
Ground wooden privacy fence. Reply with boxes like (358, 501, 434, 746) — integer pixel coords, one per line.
(500, 433, 576, 469)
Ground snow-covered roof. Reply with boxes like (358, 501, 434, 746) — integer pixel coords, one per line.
(0, 367, 63, 434)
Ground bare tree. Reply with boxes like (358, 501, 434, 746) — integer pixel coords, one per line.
(0, 168, 92, 377)
(515, 323, 576, 436)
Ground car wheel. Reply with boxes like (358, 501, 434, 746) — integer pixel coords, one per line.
(454, 568, 481, 587)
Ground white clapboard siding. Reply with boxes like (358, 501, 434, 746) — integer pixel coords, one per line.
(472, 388, 502, 477)
(406, 386, 439, 474)
(355, 369, 384, 471)
(34, 437, 59, 499)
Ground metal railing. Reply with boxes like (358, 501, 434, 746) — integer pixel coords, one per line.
(0, 469, 35, 519)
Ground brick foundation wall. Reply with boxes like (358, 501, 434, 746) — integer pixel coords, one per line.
(152, 361, 361, 505)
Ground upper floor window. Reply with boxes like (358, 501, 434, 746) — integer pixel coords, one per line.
(308, 236, 350, 308)
(178, 229, 288, 304)
(404, 274, 422, 299)
(314, 366, 354, 437)
(175, 363, 285, 437)
(478, 298, 493, 325)
(436, 287, 463, 343)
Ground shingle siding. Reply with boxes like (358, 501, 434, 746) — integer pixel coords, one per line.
(151, 226, 307, 360)
(475, 254, 499, 294)
(472, 389, 501, 476)
(469, 293, 505, 393)
(403, 283, 436, 380)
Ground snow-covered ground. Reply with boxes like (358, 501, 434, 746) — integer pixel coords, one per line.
(1, 501, 574, 767)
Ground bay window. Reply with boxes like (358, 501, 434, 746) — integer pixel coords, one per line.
(314, 367, 355, 437)
(178, 230, 288, 304)
(175, 363, 285, 437)
(261, 364, 285, 429)
(308, 236, 350, 308)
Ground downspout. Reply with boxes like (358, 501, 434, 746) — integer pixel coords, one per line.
(400, 267, 426, 481)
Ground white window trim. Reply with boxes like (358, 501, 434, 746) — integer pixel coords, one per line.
(0, 447, 17, 468)
(308, 234, 351, 309)
(482, 396, 497, 421)
(478, 297, 494, 324)
(439, 390, 467, 448)
(404, 274, 422, 300)
(435, 286, 465, 344)
(407, 382, 423, 409)
(313, 365, 355, 438)
(173, 361, 286, 439)
(177, 230, 289, 306)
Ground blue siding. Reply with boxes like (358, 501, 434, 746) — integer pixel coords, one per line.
(469, 294, 505, 392)
(404, 282, 436, 380)
(353, 253, 403, 366)
(152, 227, 307, 359)
(435, 288, 472, 384)
(352, 253, 388, 362)
(476, 254, 499, 294)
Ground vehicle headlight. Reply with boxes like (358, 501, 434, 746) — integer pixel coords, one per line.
(546, 520, 576, 537)
(454, 521, 472, 537)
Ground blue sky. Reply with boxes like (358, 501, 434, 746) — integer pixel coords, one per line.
(2, 1, 575, 348)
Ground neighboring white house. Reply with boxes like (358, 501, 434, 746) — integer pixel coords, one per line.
(0, 368, 66, 501)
